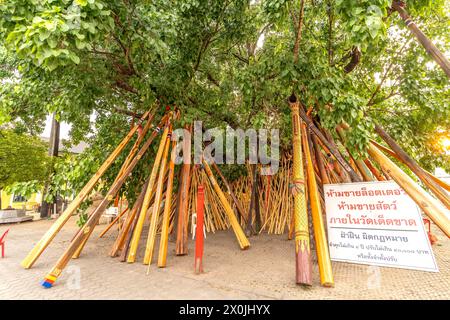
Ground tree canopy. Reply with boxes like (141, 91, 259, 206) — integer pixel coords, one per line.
(0, 0, 449, 201)
(0, 129, 49, 191)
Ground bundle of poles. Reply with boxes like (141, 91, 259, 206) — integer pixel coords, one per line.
(21, 95, 449, 289)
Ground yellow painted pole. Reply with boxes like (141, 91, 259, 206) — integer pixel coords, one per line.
(143, 129, 172, 265)
(157, 140, 177, 268)
(21, 110, 151, 269)
(127, 125, 170, 263)
(71, 113, 159, 259)
(202, 159, 250, 250)
(302, 124, 334, 287)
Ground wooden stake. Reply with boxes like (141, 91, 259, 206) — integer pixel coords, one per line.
(110, 177, 149, 257)
(71, 113, 160, 258)
(194, 184, 205, 274)
(21, 110, 152, 269)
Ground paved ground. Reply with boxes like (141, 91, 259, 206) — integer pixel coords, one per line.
(0, 218, 449, 299)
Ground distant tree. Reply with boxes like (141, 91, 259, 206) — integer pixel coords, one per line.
(0, 129, 50, 208)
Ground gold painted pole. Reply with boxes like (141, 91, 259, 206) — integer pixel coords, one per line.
(127, 124, 170, 263)
(302, 124, 334, 287)
(21, 110, 151, 269)
(288, 95, 312, 286)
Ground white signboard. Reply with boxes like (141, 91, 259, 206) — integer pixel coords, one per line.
(324, 181, 438, 272)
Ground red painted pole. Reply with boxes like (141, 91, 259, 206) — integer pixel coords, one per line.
(194, 184, 205, 274)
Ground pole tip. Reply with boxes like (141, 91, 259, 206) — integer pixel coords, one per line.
(288, 93, 297, 103)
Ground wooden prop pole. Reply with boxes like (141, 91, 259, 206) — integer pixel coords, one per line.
(375, 125, 450, 209)
(21, 110, 151, 269)
(194, 184, 205, 274)
(297, 108, 361, 183)
(392, 1, 450, 78)
(144, 130, 172, 265)
(335, 126, 374, 182)
(157, 140, 177, 268)
(364, 159, 386, 181)
(288, 95, 312, 286)
(40, 117, 168, 288)
(98, 207, 129, 239)
(368, 143, 450, 237)
(127, 124, 170, 263)
(302, 124, 334, 287)
(202, 159, 250, 250)
(370, 139, 450, 192)
(110, 177, 150, 257)
(71, 114, 160, 259)
(311, 133, 329, 185)
(176, 125, 192, 255)
(211, 162, 248, 224)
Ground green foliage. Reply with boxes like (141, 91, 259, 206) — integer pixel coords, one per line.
(0, 129, 50, 189)
(0, 0, 448, 191)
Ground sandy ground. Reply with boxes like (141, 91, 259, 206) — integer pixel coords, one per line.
(0, 218, 449, 300)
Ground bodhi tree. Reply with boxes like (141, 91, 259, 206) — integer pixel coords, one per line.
(0, 0, 448, 206)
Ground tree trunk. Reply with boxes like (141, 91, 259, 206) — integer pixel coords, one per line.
(41, 113, 60, 219)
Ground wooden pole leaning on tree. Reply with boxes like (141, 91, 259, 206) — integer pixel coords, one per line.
(110, 177, 149, 257)
(367, 143, 450, 238)
(288, 95, 312, 286)
(98, 207, 129, 239)
(392, 1, 450, 78)
(40, 116, 169, 288)
(202, 159, 250, 250)
(144, 128, 172, 265)
(157, 140, 177, 268)
(21, 110, 152, 269)
(335, 126, 374, 182)
(370, 139, 450, 192)
(302, 123, 334, 287)
(176, 124, 192, 256)
(71, 112, 161, 259)
(297, 107, 362, 183)
(127, 124, 171, 263)
(211, 162, 248, 224)
(374, 125, 450, 209)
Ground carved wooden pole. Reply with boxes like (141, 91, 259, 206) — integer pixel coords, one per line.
(288, 94, 312, 286)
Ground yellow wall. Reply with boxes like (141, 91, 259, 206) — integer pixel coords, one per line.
(0, 191, 40, 210)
